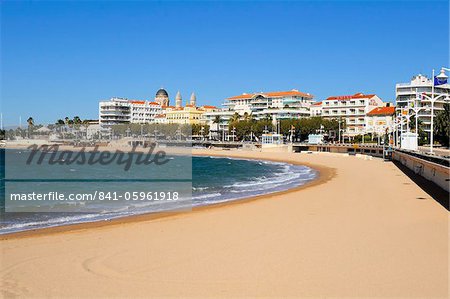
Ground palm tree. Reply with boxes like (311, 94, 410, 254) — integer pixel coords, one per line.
(434, 103, 449, 147)
(26, 117, 34, 139)
(73, 116, 82, 124)
(243, 112, 254, 122)
(64, 117, 70, 125)
(27, 117, 34, 127)
(213, 115, 221, 124)
(229, 112, 240, 124)
(212, 115, 222, 141)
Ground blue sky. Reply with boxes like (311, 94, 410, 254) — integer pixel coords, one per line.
(1, 0, 448, 125)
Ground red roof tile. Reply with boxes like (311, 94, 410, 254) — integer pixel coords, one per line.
(326, 93, 376, 101)
(228, 90, 313, 100)
(367, 106, 395, 116)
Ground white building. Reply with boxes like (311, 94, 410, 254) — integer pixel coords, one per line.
(321, 93, 384, 136)
(395, 73, 450, 133)
(129, 100, 162, 124)
(310, 101, 322, 117)
(99, 97, 162, 125)
(99, 98, 131, 125)
(365, 106, 396, 136)
(202, 109, 235, 139)
(223, 89, 314, 120)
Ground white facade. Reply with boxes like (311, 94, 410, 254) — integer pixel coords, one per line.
(310, 102, 322, 116)
(99, 97, 162, 125)
(202, 109, 235, 139)
(395, 74, 450, 133)
(365, 106, 396, 136)
(130, 101, 162, 124)
(99, 98, 131, 125)
(223, 89, 314, 120)
(321, 93, 384, 136)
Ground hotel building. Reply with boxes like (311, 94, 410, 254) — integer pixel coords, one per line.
(321, 93, 384, 136)
(99, 97, 162, 125)
(310, 102, 322, 117)
(165, 105, 217, 125)
(202, 89, 314, 139)
(223, 89, 314, 120)
(395, 73, 450, 133)
(163, 92, 217, 125)
(365, 106, 396, 136)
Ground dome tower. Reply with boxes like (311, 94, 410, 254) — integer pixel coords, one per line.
(155, 88, 169, 106)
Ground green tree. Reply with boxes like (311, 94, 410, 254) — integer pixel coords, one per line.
(434, 103, 449, 147)
(410, 115, 428, 146)
(229, 112, 240, 124)
(73, 116, 82, 124)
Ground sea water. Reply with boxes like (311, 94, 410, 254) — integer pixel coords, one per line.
(0, 150, 317, 234)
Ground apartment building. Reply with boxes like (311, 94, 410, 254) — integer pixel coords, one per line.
(395, 73, 450, 132)
(321, 93, 384, 136)
(99, 97, 162, 125)
(223, 89, 314, 120)
(365, 106, 396, 136)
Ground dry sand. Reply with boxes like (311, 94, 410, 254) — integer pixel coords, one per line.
(0, 149, 448, 298)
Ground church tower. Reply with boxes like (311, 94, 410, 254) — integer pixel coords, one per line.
(190, 92, 196, 107)
(175, 91, 182, 108)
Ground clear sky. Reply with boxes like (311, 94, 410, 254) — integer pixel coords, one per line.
(1, 0, 448, 126)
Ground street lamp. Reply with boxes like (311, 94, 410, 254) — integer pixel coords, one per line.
(420, 67, 449, 154)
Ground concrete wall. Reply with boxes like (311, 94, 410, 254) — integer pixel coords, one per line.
(392, 151, 450, 192)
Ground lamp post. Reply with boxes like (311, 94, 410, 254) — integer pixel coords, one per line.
(423, 67, 449, 154)
(420, 91, 448, 154)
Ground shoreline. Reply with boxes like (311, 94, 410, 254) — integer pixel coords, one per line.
(0, 150, 335, 240)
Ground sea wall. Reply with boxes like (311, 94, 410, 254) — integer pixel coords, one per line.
(392, 151, 450, 192)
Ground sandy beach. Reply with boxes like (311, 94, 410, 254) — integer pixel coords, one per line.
(0, 149, 448, 298)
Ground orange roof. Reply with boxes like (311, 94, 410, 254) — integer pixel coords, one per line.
(185, 104, 195, 107)
(367, 106, 395, 116)
(202, 105, 217, 109)
(130, 100, 145, 104)
(312, 101, 322, 106)
(227, 90, 313, 100)
(149, 101, 160, 105)
(326, 93, 375, 101)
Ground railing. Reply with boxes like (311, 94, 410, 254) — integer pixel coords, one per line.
(395, 148, 450, 167)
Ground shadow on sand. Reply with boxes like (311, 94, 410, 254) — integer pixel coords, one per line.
(392, 160, 449, 211)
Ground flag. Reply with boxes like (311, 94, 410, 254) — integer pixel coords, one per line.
(434, 76, 447, 86)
